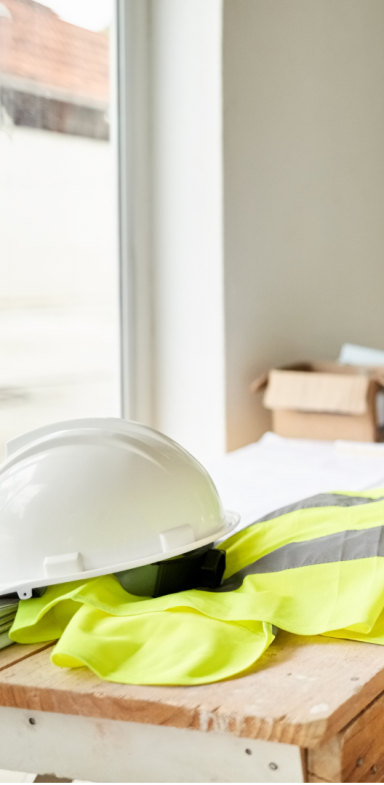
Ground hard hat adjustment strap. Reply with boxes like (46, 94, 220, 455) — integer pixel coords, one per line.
(115, 547, 226, 598)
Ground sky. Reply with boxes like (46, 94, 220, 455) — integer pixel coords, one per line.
(36, 0, 113, 31)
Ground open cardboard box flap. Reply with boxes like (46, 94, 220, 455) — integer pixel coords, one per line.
(264, 370, 370, 414)
(250, 363, 311, 394)
(372, 368, 384, 387)
(251, 362, 384, 415)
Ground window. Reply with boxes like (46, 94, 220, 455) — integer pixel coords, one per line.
(0, 0, 120, 459)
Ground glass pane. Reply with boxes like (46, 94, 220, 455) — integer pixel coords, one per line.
(0, 0, 120, 459)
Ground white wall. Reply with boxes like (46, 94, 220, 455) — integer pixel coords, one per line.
(150, 0, 225, 463)
(223, 0, 384, 450)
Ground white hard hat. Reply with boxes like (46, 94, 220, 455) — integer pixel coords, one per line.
(0, 418, 239, 599)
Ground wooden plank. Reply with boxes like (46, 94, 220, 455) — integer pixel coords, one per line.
(0, 706, 305, 783)
(0, 642, 54, 673)
(308, 688, 384, 782)
(0, 632, 384, 749)
(308, 739, 340, 782)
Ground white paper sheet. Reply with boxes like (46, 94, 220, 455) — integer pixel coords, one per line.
(207, 432, 384, 535)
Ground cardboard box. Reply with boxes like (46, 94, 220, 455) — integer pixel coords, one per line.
(251, 362, 384, 442)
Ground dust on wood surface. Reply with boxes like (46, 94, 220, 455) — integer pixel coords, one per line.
(0, 632, 383, 748)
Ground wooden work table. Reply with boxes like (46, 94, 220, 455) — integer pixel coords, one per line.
(0, 632, 383, 782)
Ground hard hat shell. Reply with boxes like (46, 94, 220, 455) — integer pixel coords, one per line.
(0, 418, 239, 599)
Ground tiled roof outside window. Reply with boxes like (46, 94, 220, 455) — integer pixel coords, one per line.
(0, 0, 109, 105)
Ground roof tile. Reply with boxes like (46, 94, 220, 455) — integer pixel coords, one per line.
(0, 0, 109, 102)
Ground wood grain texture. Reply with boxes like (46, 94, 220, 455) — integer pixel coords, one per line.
(308, 688, 384, 782)
(0, 632, 384, 748)
(0, 642, 54, 672)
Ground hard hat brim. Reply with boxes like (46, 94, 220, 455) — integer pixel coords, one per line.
(0, 510, 239, 600)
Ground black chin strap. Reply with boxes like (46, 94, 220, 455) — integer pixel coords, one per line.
(115, 547, 226, 598)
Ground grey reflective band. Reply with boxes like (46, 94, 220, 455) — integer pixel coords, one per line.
(254, 493, 384, 525)
(217, 525, 384, 592)
(214, 493, 384, 593)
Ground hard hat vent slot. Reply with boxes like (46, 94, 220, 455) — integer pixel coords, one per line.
(159, 524, 195, 553)
(44, 552, 84, 578)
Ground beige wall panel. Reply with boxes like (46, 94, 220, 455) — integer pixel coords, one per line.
(223, 0, 384, 449)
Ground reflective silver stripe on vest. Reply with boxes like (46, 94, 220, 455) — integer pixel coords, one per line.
(255, 493, 384, 525)
(213, 493, 384, 592)
(216, 525, 384, 592)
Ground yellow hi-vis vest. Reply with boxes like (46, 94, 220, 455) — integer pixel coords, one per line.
(10, 488, 384, 686)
